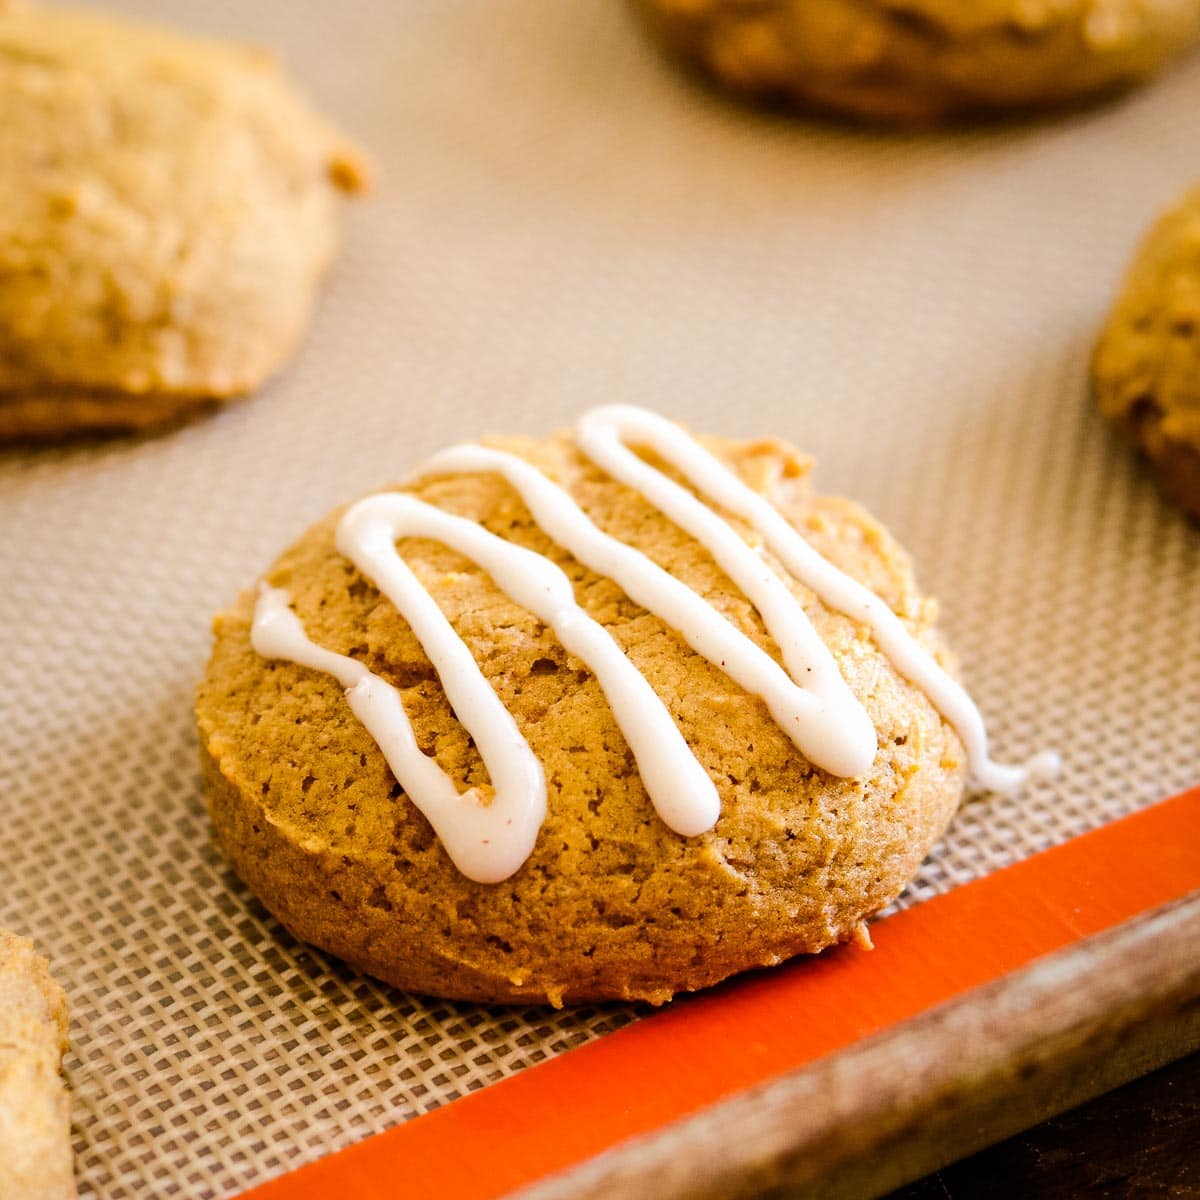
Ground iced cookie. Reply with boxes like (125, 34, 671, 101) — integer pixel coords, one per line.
(0, 932, 75, 1200)
(632, 0, 1200, 124)
(1093, 185, 1200, 520)
(197, 407, 1055, 1005)
(0, 4, 367, 438)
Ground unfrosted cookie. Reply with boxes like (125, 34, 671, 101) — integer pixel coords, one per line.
(1093, 186, 1200, 520)
(197, 408, 1052, 1006)
(0, 932, 75, 1200)
(633, 0, 1200, 123)
(0, 5, 367, 439)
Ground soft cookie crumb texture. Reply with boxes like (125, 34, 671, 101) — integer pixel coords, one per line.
(1093, 185, 1200, 521)
(0, 931, 75, 1200)
(196, 433, 966, 1006)
(0, 4, 368, 438)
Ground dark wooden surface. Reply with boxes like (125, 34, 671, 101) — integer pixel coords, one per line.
(889, 1050, 1200, 1200)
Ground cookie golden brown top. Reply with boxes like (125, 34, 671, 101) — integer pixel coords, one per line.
(198, 426, 969, 1005)
(0, 4, 367, 438)
(1093, 185, 1200, 520)
(634, 0, 1200, 123)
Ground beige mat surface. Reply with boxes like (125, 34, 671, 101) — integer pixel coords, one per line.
(1, 2, 1198, 1195)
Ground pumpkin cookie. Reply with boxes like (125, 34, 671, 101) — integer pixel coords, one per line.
(632, 0, 1200, 124)
(1093, 185, 1200, 520)
(0, 932, 75, 1200)
(197, 407, 1053, 1006)
(0, 5, 367, 438)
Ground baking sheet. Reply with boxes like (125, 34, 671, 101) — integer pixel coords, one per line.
(1, 1, 1198, 1196)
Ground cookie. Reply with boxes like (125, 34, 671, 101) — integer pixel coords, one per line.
(0, 932, 75, 1200)
(0, 4, 368, 439)
(632, 0, 1200, 124)
(1093, 186, 1200, 520)
(197, 407, 1054, 1006)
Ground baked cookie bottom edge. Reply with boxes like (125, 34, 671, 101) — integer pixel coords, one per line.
(0, 385, 240, 440)
(200, 739, 961, 1008)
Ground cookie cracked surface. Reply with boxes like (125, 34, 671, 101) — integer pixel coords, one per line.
(633, 0, 1200, 124)
(197, 431, 965, 1006)
(0, 4, 367, 438)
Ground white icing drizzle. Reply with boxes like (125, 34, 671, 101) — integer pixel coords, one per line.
(574, 405, 1061, 794)
(336, 495, 720, 840)
(253, 583, 544, 884)
(254, 487, 725, 880)
(416, 444, 877, 778)
(251, 404, 1059, 884)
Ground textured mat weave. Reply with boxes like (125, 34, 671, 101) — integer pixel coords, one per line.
(1, 2, 1197, 1196)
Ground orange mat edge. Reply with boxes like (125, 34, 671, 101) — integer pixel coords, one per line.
(239, 786, 1200, 1200)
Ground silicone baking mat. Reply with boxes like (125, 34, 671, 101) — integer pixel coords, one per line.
(0, 2, 1198, 1196)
